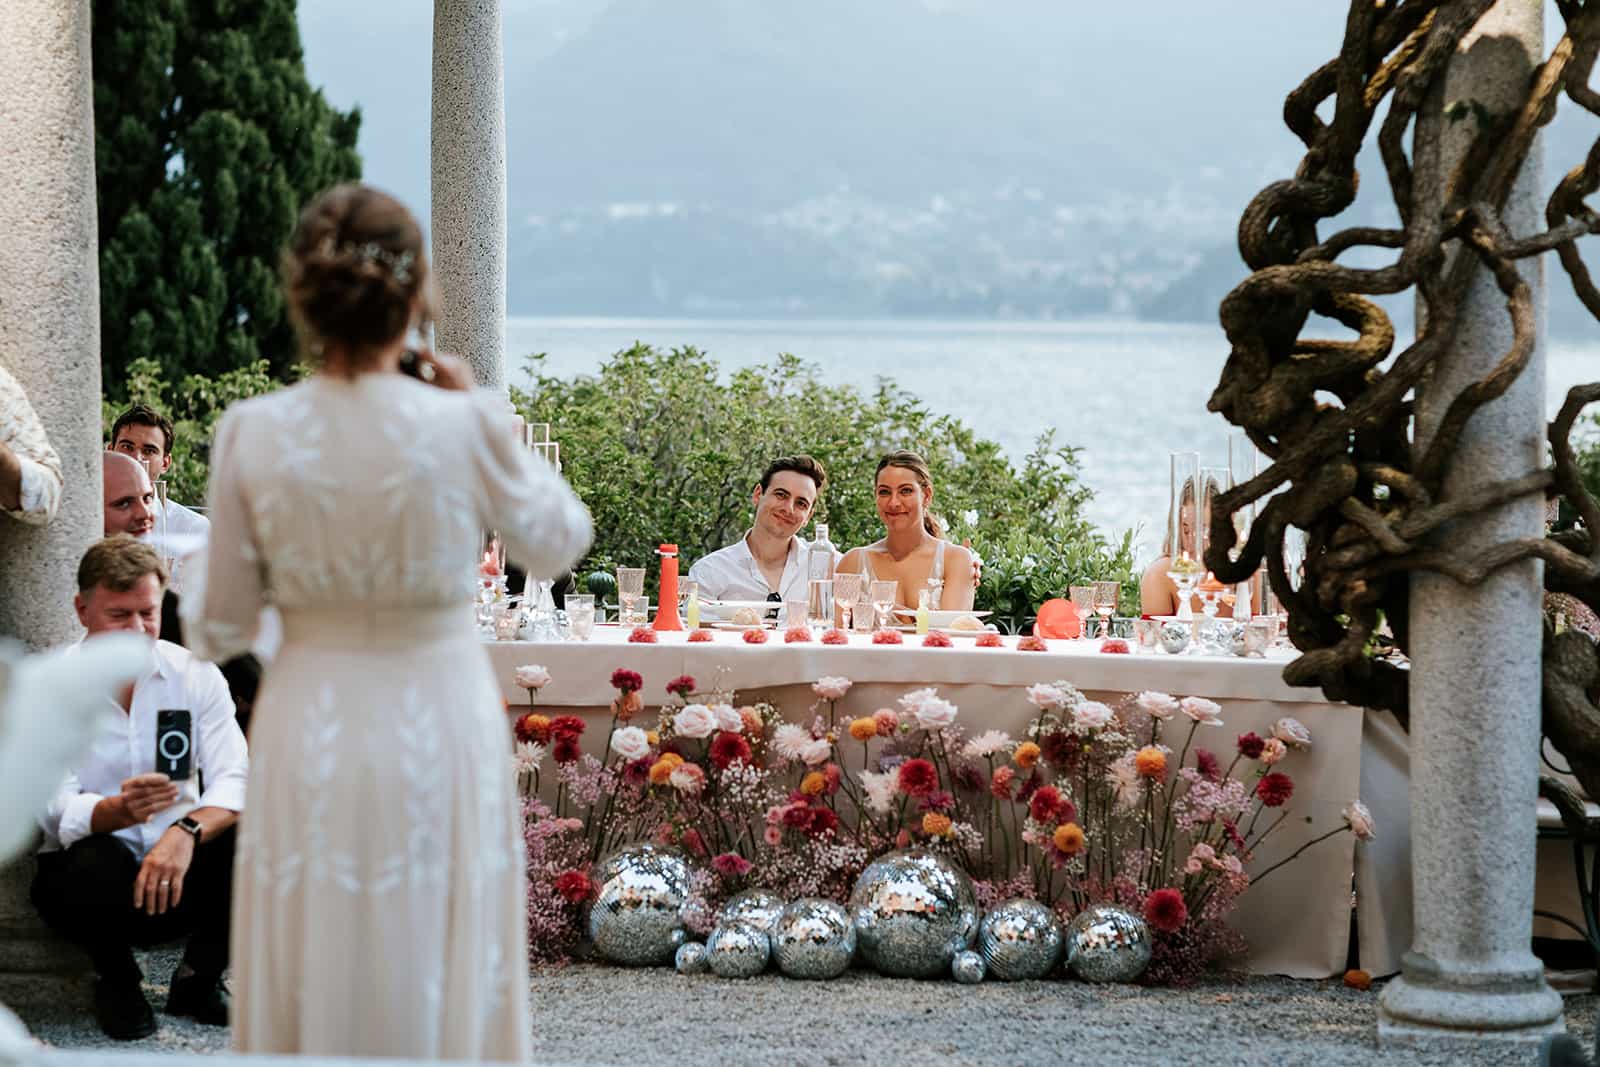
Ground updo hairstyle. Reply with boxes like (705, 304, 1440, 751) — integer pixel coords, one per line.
(283, 183, 435, 370)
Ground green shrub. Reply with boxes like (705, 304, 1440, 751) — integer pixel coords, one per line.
(510, 344, 1136, 629)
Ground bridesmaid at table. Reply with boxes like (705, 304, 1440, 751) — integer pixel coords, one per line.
(835, 451, 975, 613)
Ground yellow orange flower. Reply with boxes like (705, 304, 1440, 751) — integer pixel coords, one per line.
(648, 753, 684, 785)
(922, 812, 953, 837)
(612, 690, 644, 723)
(849, 718, 877, 742)
(1135, 746, 1167, 779)
(740, 707, 764, 735)
(1014, 741, 1041, 770)
(645, 730, 660, 745)
(800, 771, 827, 796)
(1053, 822, 1085, 855)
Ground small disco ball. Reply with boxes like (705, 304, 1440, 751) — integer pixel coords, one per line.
(848, 849, 979, 979)
(706, 920, 771, 979)
(587, 844, 693, 966)
(951, 949, 986, 984)
(674, 941, 709, 975)
(771, 898, 856, 980)
(718, 888, 787, 936)
(1064, 905, 1153, 983)
(977, 898, 1064, 981)
(1158, 621, 1191, 654)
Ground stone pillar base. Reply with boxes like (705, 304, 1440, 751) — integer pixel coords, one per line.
(1378, 951, 1564, 1045)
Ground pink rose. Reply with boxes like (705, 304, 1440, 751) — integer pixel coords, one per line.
(1272, 716, 1312, 749)
(609, 726, 650, 761)
(1072, 701, 1114, 731)
(1259, 737, 1287, 765)
(812, 676, 852, 701)
(710, 703, 743, 733)
(674, 703, 717, 739)
(1180, 696, 1223, 725)
(1135, 691, 1179, 720)
(1026, 683, 1067, 710)
(514, 664, 551, 690)
(1343, 800, 1376, 841)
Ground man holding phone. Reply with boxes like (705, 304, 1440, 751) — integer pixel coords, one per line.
(33, 535, 248, 1040)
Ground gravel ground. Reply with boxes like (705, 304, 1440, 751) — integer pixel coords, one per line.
(14, 947, 1598, 1066)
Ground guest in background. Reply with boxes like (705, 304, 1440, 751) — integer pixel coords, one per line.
(0, 362, 64, 525)
(111, 405, 209, 591)
(836, 451, 974, 612)
(103, 452, 157, 540)
(688, 454, 831, 603)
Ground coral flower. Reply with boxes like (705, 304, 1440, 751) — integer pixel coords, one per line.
(709, 731, 753, 770)
(742, 627, 769, 644)
(669, 762, 706, 795)
(712, 852, 752, 877)
(873, 709, 899, 737)
(975, 631, 1003, 647)
(1256, 772, 1294, 807)
(897, 758, 939, 797)
(785, 627, 813, 643)
(1236, 732, 1266, 760)
(824, 763, 843, 795)
(1052, 822, 1085, 856)
(515, 713, 552, 745)
(627, 626, 657, 643)
(739, 706, 764, 735)
(1259, 737, 1287, 765)
(610, 668, 643, 693)
(648, 753, 684, 785)
(871, 629, 903, 645)
(1144, 888, 1188, 933)
(665, 674, 696, 698)
(1014, 741, 1042, 770)
(1017, 634, 1048, 651)
(991, 765, 1016, 799)
(922, 812, 953, 838)
(553, 870, 594, 904)
(849, 717, 878, 742)
(1134, 746, 1167, 780)
(922, 631, 952, 648)
(800, 771, 827, 796)
(821, 628, 850, 645)
(688, 628, 714, 642)
(611, 690, 644, 722)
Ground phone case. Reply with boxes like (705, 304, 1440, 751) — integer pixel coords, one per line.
(155, 708, 193, 780)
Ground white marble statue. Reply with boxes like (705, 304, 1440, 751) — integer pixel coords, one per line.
(0, 635, 151, 1059)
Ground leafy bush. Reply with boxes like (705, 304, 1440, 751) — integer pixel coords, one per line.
(510, 344, 1135, 628)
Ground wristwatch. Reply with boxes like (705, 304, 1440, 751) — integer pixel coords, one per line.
(176, 816, 203, 846)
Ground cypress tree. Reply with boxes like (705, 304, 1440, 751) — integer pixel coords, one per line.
(93, 0, 361, 390)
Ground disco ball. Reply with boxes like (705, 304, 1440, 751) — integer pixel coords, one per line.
(848, 849, 979, 979)
(718, 888, 787, 936)
(588, 845, 693, 966)
(977, 898, 1064, 981)
(770, 898, 855, 980)
(951, 949, 986, 984)
(674, 941, 709, 975)
(706, 920, 771, 979)
(1064, 905, 1152, 983)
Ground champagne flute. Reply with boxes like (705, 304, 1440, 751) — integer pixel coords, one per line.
(832, 572, 863, 632)
(1069, 584, 1094, 637)
(1092, 580, 1119, 640)
(868, 580, 898, 632)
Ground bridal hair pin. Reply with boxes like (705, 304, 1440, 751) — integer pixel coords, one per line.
(318, 237, 415, 284)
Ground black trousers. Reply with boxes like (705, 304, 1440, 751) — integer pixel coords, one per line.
(32, 828, 235, 986)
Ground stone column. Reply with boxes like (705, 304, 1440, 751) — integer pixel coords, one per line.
(0, 0, 102, 651)
(1378, 0, 1562, 1044)
(431, 0, 508, 395)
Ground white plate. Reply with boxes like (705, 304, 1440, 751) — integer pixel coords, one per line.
(699, 599, 780, 619)
(891, 608, 991, 629)
(710, 621, 772, 631)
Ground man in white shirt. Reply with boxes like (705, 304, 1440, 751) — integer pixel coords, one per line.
(0, 362, 63, 525)
(33, 535, 247, 1041)
(687, 455, 832, 604)
(110, 405, 210, 590)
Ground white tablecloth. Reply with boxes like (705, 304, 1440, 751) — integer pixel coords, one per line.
(485, 625, 1401, 979)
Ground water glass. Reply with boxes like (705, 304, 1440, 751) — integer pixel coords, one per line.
(832, 572, 863, 631)
(785, 600, 809, 631)
(868, 580, 898, 631)
(616, 567, 645, 623)
(566, 594, 596, 641)
(852, 593, 874, 633)
(807, 578, 834, 630)
(1069, 585, 1094, 634)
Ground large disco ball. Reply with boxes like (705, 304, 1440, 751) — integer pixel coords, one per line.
(771, 898, 856, 980)
(977, 898, 1064, 981)
(718, 889, 787, 936)
(706, 920, 771, 979)
(588, 845, 693, 966)
(1064, 905, 1152, 983)
(848, 849, 979, 979)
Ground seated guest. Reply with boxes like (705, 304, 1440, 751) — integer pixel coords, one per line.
(1140, 480, 1194, 616)
(111, 405, 209, 592)
(103, 452, 157, 540)
(835, 451, 975, 612)
(1, 361, 64, 525)
(33, 535, 248, 1040)
(688, 455, 832, 603)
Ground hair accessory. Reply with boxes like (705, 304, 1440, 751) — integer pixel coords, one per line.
(318, 237, 415, 284)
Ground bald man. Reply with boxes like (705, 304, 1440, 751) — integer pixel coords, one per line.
(103, 452, 156, 539)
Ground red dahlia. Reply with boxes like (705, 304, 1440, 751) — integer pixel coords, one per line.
(897, 758, 939, 797)
(610, 669, 643, 693)
(709, 731, 753, 770)
(550, 715, 585, 741)
(1143, 888, 1188, 933)
(807, 807, 840, 836)
(553, 870, 594, 903)
(1236, 732, 1265, 759)
(1255, 772, 1294, 807)
(1194, 748, 1221, 782)
(781, 804, 813, 829)
(1028, 785, 1075, 824)
(665, 674, 696, 697)
(552, 738, 581, 764)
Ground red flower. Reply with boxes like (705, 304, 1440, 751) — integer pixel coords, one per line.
(953, 763, 985, 793)
(784, 627, 813, 643)
(1017, 772, 1041, 803)
(1017, 634, 1048, 651)
(709, 731, 753, 769)
(742, 628, 769, 645)
(806, 807, 840, 836)
(1194, 748, 1221, 783)
(823, 763, 843, 795)
(1221, 818, 1247, 852)
(552, 738, 581, 764)
(665, 674, 696, 698)
(622, 756, 651, 786)
(1236, 732, 1265, 759)
(553, 870, 594, 904)
(990, 765, 1016, 799)
(1144, 888, 1188, 933)
(821, 628, 850, 645)
(550, 715, 585, 741)
(680, 828, 708, 857)
(919, 790, 954, 813)
(1100, 638, 1130, 654)
(1256, 772, 1294, 807)
(781, 804, 813, 829)
(712, 852, 752, 877)
(610, 669, 643, 692)
(688, 629, 714, 643)
(514, 713, 551, 745)
(871, 629, 903, 645)
(1040, 731, 1078, 768)
(1028, 785, 1076, 824)
(627, 626, 657, 643)
(897, 758, 939, 797)
(975, 631, 1003, 648)
(922, 631, 952, 648)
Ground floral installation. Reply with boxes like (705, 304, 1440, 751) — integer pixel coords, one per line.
(688, 628, 714, 643)
(784, 627, 813, 643)
(821, 628, 850, 645)
(975, 631, 1003, 648)
(516, 669, 1371, 985)
(922, 631, 953, 648)
(627, 626, 657, 643)
(742, 628, 769, 645)
(870, 629, 903, 645)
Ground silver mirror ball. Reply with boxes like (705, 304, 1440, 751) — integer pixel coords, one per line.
(1063, 905, 1153, 983)
(977, 898, 1064, 981)
(674, 941, 709, 975)
(717, 888, 787, 936)
(706, 919, 771, 979)
(588, 845, 693, 966)
(950, 949, 986, 984)
(848, 849, 980, 978)
(771, 898, 856, 980)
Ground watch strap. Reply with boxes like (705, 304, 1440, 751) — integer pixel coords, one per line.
(177, 816, 203, 844)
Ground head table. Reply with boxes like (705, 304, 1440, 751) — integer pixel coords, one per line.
(481, 625, 1412, 981)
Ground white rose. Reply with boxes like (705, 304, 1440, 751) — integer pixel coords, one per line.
(1026, 683, 1067, 710)
(1180, 696, 1223, 725)
(1073, 701, 1114, 731)
(913, 696, 959, 731)
(710, 703, 743, 733)
(514, 664, 551, 690)
(897, 687, 939, 715)
(674, 703, 717, 739)
(1273, 716, 1312, 749)
(813, 676, 853, 702)
(1342, 800, 1376, 841)
(799, 738, 833, 766)
(1135, 691, 1179, 720)
(609, 726, 650, 761)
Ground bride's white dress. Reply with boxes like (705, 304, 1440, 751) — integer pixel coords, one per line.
(187, 374, 591, 1059)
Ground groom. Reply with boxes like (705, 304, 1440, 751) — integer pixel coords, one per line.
(688, 455, 831, 603)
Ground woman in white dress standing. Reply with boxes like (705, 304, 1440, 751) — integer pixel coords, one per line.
(186, 184, 591, 1059)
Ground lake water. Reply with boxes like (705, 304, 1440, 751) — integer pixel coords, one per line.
(506, 317, 1599, 562)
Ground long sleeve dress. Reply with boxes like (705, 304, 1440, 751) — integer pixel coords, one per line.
(186, 374, 591, 1059)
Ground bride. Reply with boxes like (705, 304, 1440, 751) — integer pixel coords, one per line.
(186, 184, 591, 1059)
(835, 451, 975, 614)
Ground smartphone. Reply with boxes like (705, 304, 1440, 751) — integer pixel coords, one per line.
(399, 321, 436, 383)
(155, 708, 193, 781)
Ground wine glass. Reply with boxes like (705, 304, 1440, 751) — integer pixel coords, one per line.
(616, 567, 645, 625)
(832, 572, 863, 631)
(1092, 581, 1119, 640)
(868, 580, 898, 631)
(1068, 584, 1094, 637)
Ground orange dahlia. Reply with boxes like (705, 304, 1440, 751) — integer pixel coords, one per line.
(1053, 822, 1086, 855)
(1014, 741, 1042, 770)
(922, 812, 953, 838)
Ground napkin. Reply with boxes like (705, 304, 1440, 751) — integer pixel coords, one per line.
(1033, 598, 1081, 639)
